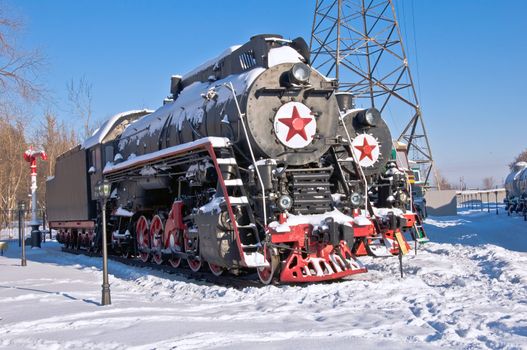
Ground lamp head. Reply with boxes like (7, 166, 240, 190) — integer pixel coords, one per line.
(102, 180, 111, 199)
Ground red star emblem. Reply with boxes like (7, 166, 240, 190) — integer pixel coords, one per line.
(354, 137, 377, 161)
(278, 106, 313, 141)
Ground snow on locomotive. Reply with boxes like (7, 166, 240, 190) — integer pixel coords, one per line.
(46, 35, 419, 284)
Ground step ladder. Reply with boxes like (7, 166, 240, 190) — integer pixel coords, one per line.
(411, 204, 429, 243)
(213, 146, 267, 268)
(412, 222, 429, 243)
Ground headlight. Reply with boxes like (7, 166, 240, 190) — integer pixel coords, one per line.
(365, 111, 375, 125)
(290, 63, 310, 84)
(350, 192, 362, 208)
(357, 108, 380, 127)
(277, 195, 293, 211)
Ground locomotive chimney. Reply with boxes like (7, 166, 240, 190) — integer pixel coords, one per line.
(335, 92, 355, 112)
(170, 75, 182, 97)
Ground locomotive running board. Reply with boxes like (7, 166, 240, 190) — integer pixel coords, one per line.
(104, 136, 262, 269)
(103, 137, 231, 178)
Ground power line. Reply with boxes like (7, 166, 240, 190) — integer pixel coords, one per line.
(309, 0, 437, 186)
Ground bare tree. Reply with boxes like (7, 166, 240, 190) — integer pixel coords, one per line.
(482, 177, 495, 190)
(34, 112, 79, 209)
(67, 76, 94, 139)
(458, 177, 467, 191)
(0, 113, 28, 227)
(435, 170, 453, 190)
(0, 6, 45, 230)
(0, 7, 44, 104)
(509, 149, 527, 170)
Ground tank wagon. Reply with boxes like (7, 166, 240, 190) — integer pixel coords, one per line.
(504, 162, 527, 219)
(47, 35, 421, 284)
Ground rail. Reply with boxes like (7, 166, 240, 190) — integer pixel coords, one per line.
(338, 111, 370, 213)
(457, 188, 506, 214)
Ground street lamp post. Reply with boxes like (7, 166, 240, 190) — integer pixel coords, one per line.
(95, 179, 112, 305)
(23, 149, 47, 248)
(19, 202, 27, 266)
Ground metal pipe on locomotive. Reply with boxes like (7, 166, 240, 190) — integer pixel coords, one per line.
(47, 35, 421, 284)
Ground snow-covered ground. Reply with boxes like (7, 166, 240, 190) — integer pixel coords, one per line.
(426, 207, 527, 252)
(1, 209, 526, 350)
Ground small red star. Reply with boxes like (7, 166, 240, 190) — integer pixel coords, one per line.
(354, 137, 377, 161)
(278, 106, 313, 141)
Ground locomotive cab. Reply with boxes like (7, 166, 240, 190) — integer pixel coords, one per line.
(82, 110, 152, 201)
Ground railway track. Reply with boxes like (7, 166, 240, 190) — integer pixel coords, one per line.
(61, 247, 266, 289)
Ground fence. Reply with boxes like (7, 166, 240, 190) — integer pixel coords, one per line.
(0, 208, 47, 241)
(457, 189, 506, 214)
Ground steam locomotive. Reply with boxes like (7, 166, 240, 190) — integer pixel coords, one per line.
(504, 162, 527, 219)
(46, 35, 419, 284)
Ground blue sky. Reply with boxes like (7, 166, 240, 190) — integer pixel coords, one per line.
(7, 0, 527, 188)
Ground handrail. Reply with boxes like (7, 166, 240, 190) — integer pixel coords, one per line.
(339, 111, 371, 215)
(223, 82, 268, 227)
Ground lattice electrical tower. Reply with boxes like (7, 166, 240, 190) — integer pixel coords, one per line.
(309, 0, 437, 186)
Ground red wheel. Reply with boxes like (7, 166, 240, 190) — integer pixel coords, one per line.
(208, 262, 224, 276)
(257, 245, 279, 285)
(136, 216, 150, 263)
(139, 252, 149, 262)
(165, 207, 183, 269)
(187, 255, 202, 272)
(168, 255, 182, 268)
(150, 215, 164, 265)
(184, 228, 201, 272)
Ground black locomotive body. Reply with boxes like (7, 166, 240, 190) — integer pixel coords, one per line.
(47, 35, 418, 283)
